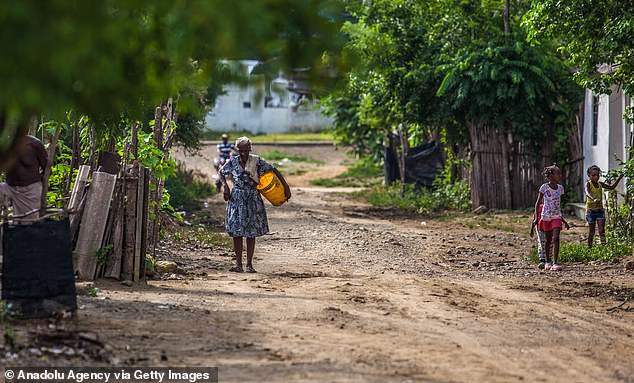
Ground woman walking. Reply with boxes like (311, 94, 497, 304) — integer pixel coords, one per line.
(218, 137, 291, 273)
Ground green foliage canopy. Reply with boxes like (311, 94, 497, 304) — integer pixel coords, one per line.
(524, 0, 634, 96)
(0, 0, 343, 152)
(326, 0, 580, 159)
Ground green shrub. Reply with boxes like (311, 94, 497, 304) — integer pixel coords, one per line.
(428, 179, 471, 212)
(362, 183, 421, 209)
(165, 163, 215, 211)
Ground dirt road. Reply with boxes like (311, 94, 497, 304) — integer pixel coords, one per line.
(3, 144, 634, 383)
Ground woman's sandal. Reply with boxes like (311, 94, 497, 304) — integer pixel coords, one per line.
(229, 265, 244, 273)
(550, 264, 562, 271)
(245, 265, 257, 273)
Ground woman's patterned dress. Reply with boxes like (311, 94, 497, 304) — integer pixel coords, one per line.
(219, 156, 274, 238)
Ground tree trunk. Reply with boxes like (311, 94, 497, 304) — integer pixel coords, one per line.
(148, 99, 177, 257)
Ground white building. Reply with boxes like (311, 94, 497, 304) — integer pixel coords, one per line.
(582, 86, 632, 195)
(205, 60, 333, 134)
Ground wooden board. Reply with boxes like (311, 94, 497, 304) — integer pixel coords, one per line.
(68, 165, 90, 213)
(133, 166, 145, 282)
(74, 172, 116, 280)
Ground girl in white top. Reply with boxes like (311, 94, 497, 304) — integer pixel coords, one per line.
(533, 165, 569, 271)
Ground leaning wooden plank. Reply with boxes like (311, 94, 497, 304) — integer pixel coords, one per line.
(122, 163, 139, 281)
(104, 208, 124, 279)
(74, 172, 117, 280)
(104, 180, 124, 279)
(133, 166, 145, 282)
(68, 165, 90, 213)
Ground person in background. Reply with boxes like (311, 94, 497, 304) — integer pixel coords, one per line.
(533, 165, 570, 271)
(584, 165, 624, 248)
(215, 133, 236, 192)
(0, 134, 47, 223)
(218, 136, 291, 273)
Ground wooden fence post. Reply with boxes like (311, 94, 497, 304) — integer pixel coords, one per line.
(104, 179, 125, 279)
(122, 162, 139, 281)
(133, 166, 146, 282)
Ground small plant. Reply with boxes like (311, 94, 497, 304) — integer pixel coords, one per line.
(94, 244, 114, 266)
(0, 301, 16, 349)
(89, 287, 100, 297)
(145, 255, 157, 276)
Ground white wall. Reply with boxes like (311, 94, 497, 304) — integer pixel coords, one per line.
(205, 66, 333, 134)
(583, 87, 630, 195)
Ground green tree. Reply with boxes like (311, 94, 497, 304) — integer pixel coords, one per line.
(434, 1, 582, 208)
(327, 0, 581, 208)
(0, 0, 343, 161)
(524, 0, 634, 96)
(325, 0, 456, 158)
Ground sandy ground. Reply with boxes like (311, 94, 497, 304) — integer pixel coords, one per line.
(2, 144, 634, 383)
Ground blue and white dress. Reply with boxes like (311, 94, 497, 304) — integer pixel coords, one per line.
(219, 156, 274, 238)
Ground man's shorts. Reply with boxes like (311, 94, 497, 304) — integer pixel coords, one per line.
(586, 209, 605, 224)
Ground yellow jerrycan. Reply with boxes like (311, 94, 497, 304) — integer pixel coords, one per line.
(257, 170, 286, 206)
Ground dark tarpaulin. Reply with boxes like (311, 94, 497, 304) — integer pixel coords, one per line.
(384, 139, 444, 188)
(2, 218, 77, 318)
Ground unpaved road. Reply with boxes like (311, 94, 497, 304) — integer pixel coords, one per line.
(2, 144, 634, 383)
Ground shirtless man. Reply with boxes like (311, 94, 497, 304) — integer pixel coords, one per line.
(0, 135, 47, 223)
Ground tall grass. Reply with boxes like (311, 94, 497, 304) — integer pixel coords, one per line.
(529, 231, 632, 263)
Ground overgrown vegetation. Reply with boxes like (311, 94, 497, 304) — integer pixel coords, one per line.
(324, 0, 581, 210)
(530, 232, 632, 264)
(165, 163, 215, 211)
(0, 1, 344, 164)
